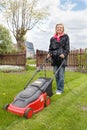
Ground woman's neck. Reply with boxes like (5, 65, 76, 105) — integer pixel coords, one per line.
(56, 32, 64, 36)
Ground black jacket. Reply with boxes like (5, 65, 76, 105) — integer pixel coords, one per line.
(49, 34, 70, 66)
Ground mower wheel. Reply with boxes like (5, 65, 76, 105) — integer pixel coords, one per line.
(44, 96, 51, 107)
(24, 108, 33, 119)
(3, 104, 9, 110)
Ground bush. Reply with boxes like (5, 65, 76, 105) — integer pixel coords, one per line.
(0, 24, 14, 54)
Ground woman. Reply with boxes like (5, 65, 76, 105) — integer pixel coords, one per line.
(47, 23, 70, 94)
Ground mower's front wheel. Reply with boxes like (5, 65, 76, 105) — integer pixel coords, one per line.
(3, 104, 9, 110)
(24, 108, 33, 119)
(44, 96, 51, 107)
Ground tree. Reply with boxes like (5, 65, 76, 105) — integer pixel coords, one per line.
(0, 24, 13, 54)
(0, 0, 49, 51)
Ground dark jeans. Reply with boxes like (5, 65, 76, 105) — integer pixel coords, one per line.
(53, 66, 65, 92)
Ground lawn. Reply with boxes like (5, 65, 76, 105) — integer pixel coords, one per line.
(0, 67, 87, 130)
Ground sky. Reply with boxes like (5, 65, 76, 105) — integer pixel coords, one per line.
(0, 0, 87, 51)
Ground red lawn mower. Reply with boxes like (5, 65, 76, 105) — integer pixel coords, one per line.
(3, 59, 65, 119)
(3, 60, 53, 119)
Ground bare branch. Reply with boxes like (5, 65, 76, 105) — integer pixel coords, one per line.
(0, 0, 50, 50)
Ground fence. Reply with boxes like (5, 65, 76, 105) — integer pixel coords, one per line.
(0, 52, 26, 66)
(36, 50, 51, 67)
(0, 49, 87, 69)
(36, 49, 87, 68)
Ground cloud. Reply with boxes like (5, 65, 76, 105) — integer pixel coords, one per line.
(59, 0, 77, 11)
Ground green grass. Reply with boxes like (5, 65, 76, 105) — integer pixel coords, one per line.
(26, 58, 36, 65)
(0, 69, 87, 130)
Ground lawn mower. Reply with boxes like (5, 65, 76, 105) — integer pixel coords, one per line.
(3, 59, 65, 119)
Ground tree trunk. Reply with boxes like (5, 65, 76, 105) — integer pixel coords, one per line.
(16, 28, 27, 52)
(17, 40, 26, 52)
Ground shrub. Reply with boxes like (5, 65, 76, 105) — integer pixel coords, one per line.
(0, 24, 14, 54)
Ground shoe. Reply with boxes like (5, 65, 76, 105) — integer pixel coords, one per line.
(56, 90, 62, 95)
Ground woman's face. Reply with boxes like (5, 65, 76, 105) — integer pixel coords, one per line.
(56, 24, 64, 35)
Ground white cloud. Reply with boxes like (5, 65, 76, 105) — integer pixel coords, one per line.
(59, 0, 77, 11)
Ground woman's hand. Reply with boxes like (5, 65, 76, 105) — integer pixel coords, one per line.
(59, 54, 65, 58)
(47, 53, 51, 59)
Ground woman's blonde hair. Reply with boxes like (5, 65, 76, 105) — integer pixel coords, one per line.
(55, 23, 64, 32)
